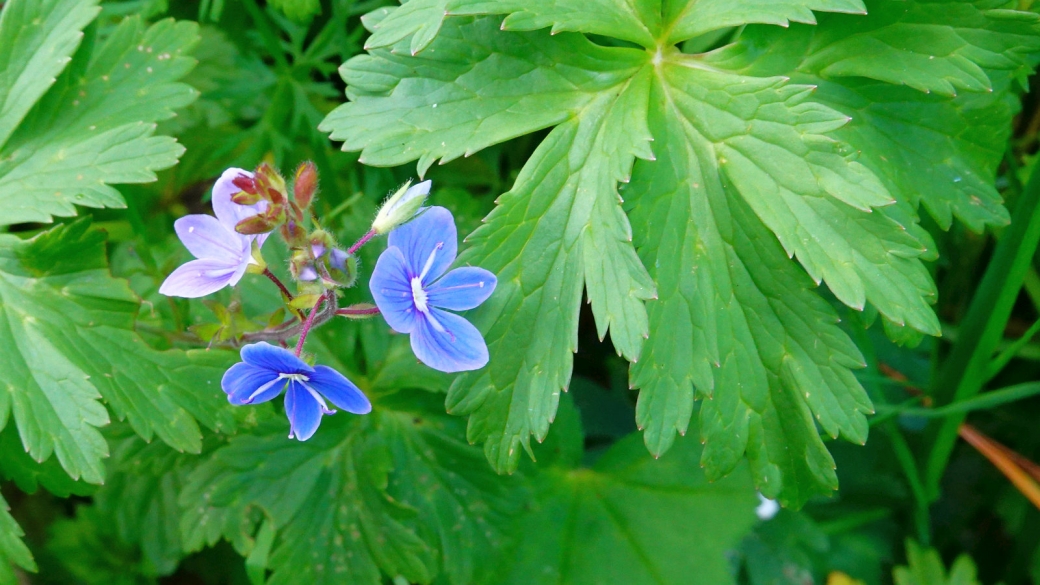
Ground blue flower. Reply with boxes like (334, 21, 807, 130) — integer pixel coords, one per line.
(221, 342, 371, 441)
(160, 168, 269, 298)
(369, 206, 496, 373)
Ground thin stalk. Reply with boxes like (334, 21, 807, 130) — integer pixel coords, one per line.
(295, 292, 327, 356)
(347, 230, 377, 256)
(883, 421, 931, 545)
(263, 268, 294, 301)
(873, 382, 1040, 419)
(923, 155, 1040, 500)
(959, 424, 1040, 511)
(336, 306, 380, 317)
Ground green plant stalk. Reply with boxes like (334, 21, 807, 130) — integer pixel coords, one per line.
(923, 160, 1040, 501)
(884, 422, 932, 546)
(874, 382, 1040, 419)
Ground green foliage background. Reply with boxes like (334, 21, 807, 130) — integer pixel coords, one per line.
(1, 0, 1040, 583)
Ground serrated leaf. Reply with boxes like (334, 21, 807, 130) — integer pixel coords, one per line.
(625, 77, 872, 505)
(0, 425, 94, 497)
(0, 0, 101, 149)
(0, 220, 237, 484)
(662, 0, 866, 45)
(786, 0, 1040, 96)
(181, 392, 524, 585)
(0, 15, 200, 226)
(893, 541, 980, 585)
(497, 429, 758, 585)
(708, 1, 1038, 230)
(0, 491, 35, 580)
(324, 2, 1033, 503)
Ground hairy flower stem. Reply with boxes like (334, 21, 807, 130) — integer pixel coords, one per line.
(295, 292, 328, 356)
(347, 229, 377, 256)
(263, 268, 294, 301)
(336, 306, 381, 317)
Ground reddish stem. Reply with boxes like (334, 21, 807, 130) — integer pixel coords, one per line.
(295, 292, 327, 356)
(347, 229, 378, 256)
(263, 268, 294, 301)
(336, 306, 381, 316)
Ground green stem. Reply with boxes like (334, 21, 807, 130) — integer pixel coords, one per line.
(883, 422, 931, 546)
(241, 0, 290, 71)
(923, 157, 1040, 501)
(874, 382, 1040, 419)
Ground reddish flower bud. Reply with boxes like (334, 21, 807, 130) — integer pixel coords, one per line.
(231, 174, 258, 194)
(235, 214, 276, 235)
(293, 161, 318, 209)
(231, 190, 262, 205)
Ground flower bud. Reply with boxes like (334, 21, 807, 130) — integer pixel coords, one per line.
(254, 163, 288, 207)
(236, 213, 276, 235)
(325, 248, 358, 288)
(372, 180, 431, 235)
(293, 161, 319, 209)
(232, 174, 258, 195)
(231, 190, 262, 205)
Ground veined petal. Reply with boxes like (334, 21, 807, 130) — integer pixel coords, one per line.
(370, 246, 422, 334)
(309, 366, 372, 414)
(212, 167, 268, 233)
(222, 363, 284, 405)
(388, 206, 457, 284)
(174, 214, 245, 260)
(427, 267, 497, 312)
(158, 258, 240, 298)
(285, 382, 323, 441)
(411, 308, 489, 373)
(240, 342, 314, 374)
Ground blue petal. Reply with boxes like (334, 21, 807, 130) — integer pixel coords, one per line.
(285, 382, 323, 441)
(240, 342, 314, 374)
(308, 366, 372, 414)
(369, 246, 422, 333)
(222, 362, 284, 405)
(388, 206, 457, 285)
(158, 257, 242, 298)
(410, 308, 489, 373)
(426, 267, 496, 311)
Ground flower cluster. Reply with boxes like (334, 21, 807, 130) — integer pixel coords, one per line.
(161, 166, 495, 440)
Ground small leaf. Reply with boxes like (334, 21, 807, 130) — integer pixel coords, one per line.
(893, 540, 980, 585)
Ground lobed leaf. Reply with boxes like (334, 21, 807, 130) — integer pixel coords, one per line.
(0, 492, 34, 581)
(0, 0, 100, 150)
(0, 15, 199, 226)
(326, 1, 1039, 504)
(181, 392, 523, 585)
(496, 414, 758, 585)
(0, 220, 236, 484)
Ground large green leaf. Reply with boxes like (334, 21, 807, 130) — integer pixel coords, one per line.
(0, 13, 199, 225)
(180, 392, 524, 585)
(492, 398, 757, 585)
(0, 221, 236, 484)
(323, 1, 1036, 505)
(0, 0, 100, 149)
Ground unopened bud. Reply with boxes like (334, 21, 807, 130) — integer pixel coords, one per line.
(254, 163, 287, 207)
(372, 180, 431, 235)
(236, 214, 276, 235)
(293, 162, 318, 209)
(231, 190, 262, 205)
(325, 248, 358, 288)
(232, 174, 258, 194)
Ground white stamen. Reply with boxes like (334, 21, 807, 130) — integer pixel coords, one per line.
(301, 381, 335, 414)
(419, 242, 444, 281)
(247, 377, 285, 402)
(424, 309, 454, 341)
(411, 276, 429, 313)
